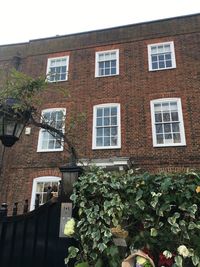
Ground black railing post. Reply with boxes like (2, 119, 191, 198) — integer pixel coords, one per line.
(12, 202, 18, 216)
(23, 199, 28, 213)
(35, 194, 40, 209)
(0, 203, 8, 218)
(46, 186, 53, 201)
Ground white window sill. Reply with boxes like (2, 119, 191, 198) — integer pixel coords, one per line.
(92, 146, 121, 150)
(149, 66, 176, 72)
(37, 148, 64, 152)
(153, 143, 186, 147)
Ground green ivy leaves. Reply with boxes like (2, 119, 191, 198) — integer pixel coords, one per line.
(68, 168, 200, 266)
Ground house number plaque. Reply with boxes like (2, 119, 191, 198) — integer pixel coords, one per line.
(59, 202, 72, 238)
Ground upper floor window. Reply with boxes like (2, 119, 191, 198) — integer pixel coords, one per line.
(46, 56, 69, 82)
(148, 42, 176, 71)
(92, 103, 121, 149)
(37, 108, 66, 152)
(95, 49, 119, 77)
(150, 98, 186, 147)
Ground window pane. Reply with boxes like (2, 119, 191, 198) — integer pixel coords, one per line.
(164, 44, 171, 52)
(111, 117, 117, 125)
(152, 62, 158, 69)
(104, 127, 110, 136)
(154, 104, 161, 112)
(165, 133, 172, 140)
(48, 140, 55, 149)
(171, 112, 179, 121)
(111, 107, 117, 116)
(156, 124, 163, 133)
(104, 117, 110, 126)
(99, 62, 104, 68)
(36, 183, 43, 193)
(61, 74, 66, 80)
(97, 128, 103, 136)
(162, 103, 169, 111)
(159, 61, 165, 68)
(104, 108, 110, 116)
(97, 118, 102, 126)
(158, 45, 164, 53)
(105, 61, 110, 68)
(156, 134, 164, 144)
(111, 60, 116, 67)
(111, 127, 117, 136)
(165, 53, 171, 60)
(97, 108, 103, 117)
(166, 61, 172, 68)
(55, 140, 61, 149)
(111, 137, 117, 146)
(164, 124, 171, 133)
(155, 113, 162, 122)
(104, 137, 110, 146)
(163, 112, 170, 122)
(105, 69, 110, 75)
(105, 53, 110, 60)
(111, 68, 116, 74)
(41, 140, 48, 149)
(172, 123, 180, 132)
(158, 55, 164, 61)
(151, 55, 157, 62)
(151, 46, 157, 54)
(99, 54, 104, 61)
(110, 52, 116, 59)
(173, 133, 181, 143)
(96, 137, 103, 146)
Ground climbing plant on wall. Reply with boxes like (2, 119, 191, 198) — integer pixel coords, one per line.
(65, 167, 200, 267)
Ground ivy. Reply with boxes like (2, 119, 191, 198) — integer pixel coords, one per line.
(65, 167, 200, 266)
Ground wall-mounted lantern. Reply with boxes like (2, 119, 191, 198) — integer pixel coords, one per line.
(0, 98, 31, 147)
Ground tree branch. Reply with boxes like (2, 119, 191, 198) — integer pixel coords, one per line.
(29, 114, 77, 165)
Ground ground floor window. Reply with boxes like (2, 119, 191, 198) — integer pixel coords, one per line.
(30, 176, 61, 210)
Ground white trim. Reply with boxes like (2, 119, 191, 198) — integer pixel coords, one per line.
(46, 56, 69, 82)
(37, 108, 66, 152)
(150, 98, 186, 147)
(148, 41, 176, 71)
(95, 49, 119, 77)
(30, 176, 61, 210)
(92, 103, 121, 149)
(77, 157, 129, 167)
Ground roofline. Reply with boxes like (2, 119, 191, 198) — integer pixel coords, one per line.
(0, 12, 199, 47)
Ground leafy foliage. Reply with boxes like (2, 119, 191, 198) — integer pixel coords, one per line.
(66, 167, 200, 267)
(0, 69, 47, 111)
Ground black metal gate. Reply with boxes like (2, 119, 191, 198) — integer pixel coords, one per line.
(0, 198, 75, 267)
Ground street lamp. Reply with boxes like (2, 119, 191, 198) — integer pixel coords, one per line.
(0, 98, 31, 147)
(59, 164, 82, 202)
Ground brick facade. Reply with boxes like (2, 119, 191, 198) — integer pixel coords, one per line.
(0, 14, 200, 210)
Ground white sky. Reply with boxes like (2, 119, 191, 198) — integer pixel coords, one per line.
(0, 0, 199, 45)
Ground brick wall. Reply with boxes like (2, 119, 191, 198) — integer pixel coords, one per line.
(0, 14, 200, 209)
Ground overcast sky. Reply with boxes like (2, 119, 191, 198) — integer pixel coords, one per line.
(0, 0, 199, 46)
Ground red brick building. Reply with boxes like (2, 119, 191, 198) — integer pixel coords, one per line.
(0, 13, 199, 211)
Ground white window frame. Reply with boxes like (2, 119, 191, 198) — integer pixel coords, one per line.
(148, 41, 176, 71)
(95, 49, 119, 77)
(150, 98, 186, 147)
(30, 176, 61, 210)
(46, 56, 69, 82)
(37, 108, 66, 152)
(92, 103, 121, 149)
